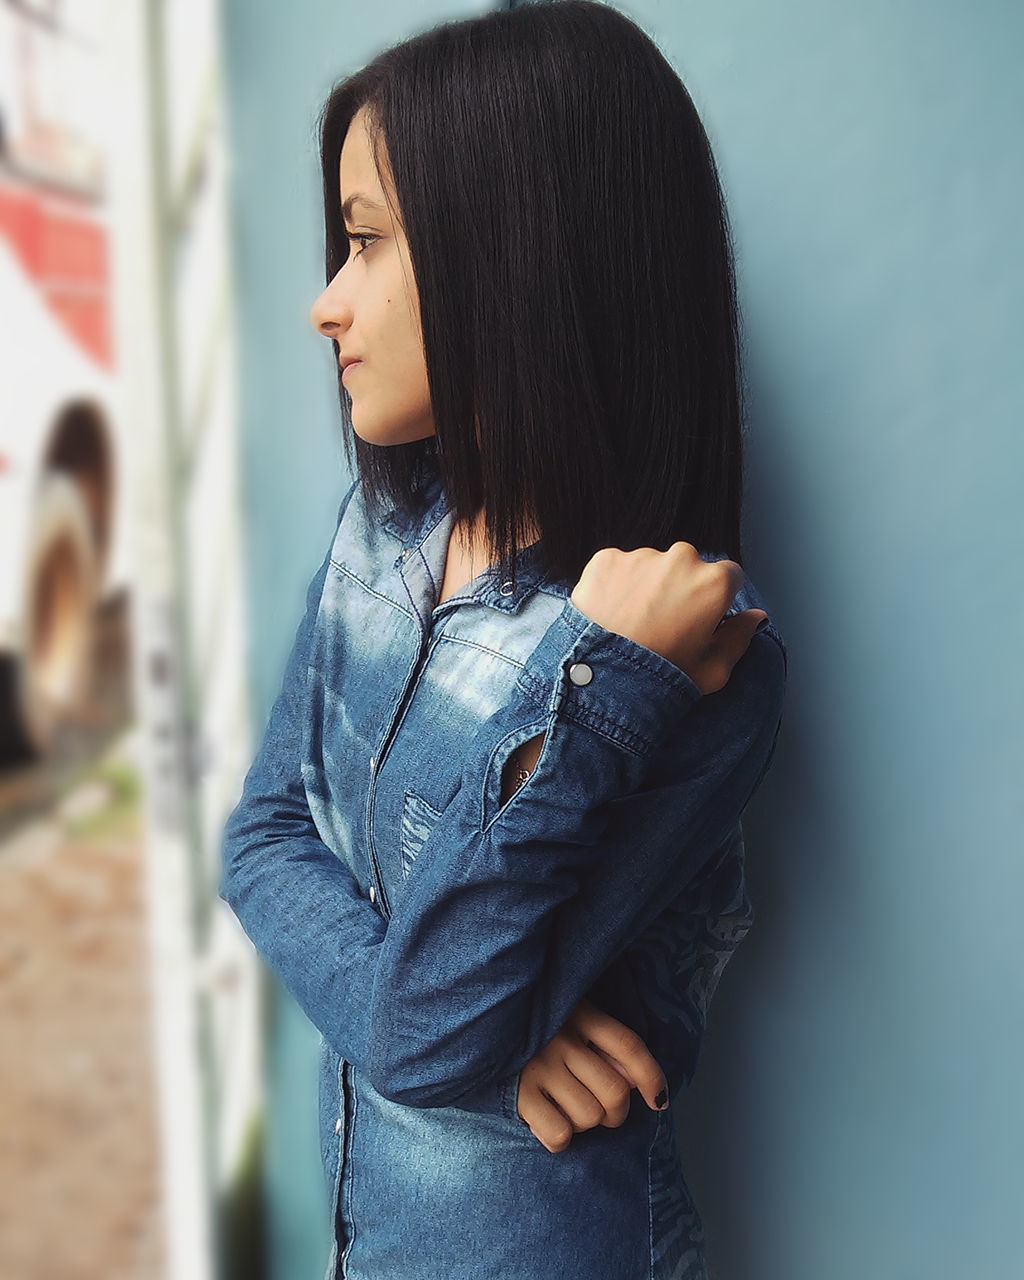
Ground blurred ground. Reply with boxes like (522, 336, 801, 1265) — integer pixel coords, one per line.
(0, 740, 166, 1280)
(0, 586, 167, 1279)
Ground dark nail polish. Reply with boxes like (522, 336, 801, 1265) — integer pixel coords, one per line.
(655, 1088, 667, 1109)
(755, 617, 770, 634)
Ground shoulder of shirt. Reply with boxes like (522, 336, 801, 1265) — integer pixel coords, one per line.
(335, 473, 362, 525)
(698, 548, 787, 670)
(330, 478, 787, 673)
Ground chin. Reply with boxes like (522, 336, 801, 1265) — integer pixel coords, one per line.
(350, 413, 436, 447)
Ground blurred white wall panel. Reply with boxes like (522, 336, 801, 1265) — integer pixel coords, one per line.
(102, 0, 257, 1276)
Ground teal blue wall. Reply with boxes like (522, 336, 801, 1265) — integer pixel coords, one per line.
(621, 2, 1022, 1277)
(221, 2, 1023, 1277)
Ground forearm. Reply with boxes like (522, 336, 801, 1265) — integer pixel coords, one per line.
(222, 559, 784, 1115)
(223, 595, 701, 1105)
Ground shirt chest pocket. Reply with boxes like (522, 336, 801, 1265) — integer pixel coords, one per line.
(400, 789, 443, 881)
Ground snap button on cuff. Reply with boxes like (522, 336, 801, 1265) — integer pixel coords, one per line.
(499, 581, 515, 596)
(568, 662, 593, 686)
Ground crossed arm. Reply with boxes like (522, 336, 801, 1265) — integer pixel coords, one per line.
(219, 501, 787, 1125)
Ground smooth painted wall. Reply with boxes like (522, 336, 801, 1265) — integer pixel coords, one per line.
(220, 2, 1023, 1277)
(616, 2, 1022, 1277)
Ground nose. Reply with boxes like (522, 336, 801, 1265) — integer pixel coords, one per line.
(309, 268, 350, 339)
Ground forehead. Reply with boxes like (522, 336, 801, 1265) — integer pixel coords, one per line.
(340, 108, 386, 202)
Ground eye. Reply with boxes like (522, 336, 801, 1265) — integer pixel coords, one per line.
(346, 231, 379, 258)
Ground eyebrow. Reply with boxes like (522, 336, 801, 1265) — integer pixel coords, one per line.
(341, 193, 387, 224)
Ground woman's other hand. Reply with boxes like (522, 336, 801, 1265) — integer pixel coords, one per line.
(516, 998, 668, 1154)
(570, 543, 768, 694)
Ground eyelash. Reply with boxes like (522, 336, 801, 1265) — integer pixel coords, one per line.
(346, 231, 379, 258)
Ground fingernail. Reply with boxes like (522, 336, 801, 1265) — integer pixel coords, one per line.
(755, 617, 770, 634)
(655, 1088, 668, 1109)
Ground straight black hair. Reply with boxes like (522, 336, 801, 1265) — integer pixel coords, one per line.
(317, 0, 745, 587)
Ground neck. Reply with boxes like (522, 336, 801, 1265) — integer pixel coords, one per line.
(454, 508, 541, 560)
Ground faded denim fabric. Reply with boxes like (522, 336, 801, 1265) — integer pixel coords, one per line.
(219, 454, 787, 1280)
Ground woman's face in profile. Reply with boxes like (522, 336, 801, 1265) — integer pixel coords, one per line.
(310, 106, 435, 446)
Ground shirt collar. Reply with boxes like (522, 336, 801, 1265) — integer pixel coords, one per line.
(378, 471, 563, 616)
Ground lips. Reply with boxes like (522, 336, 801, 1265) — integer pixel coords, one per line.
(341, 360, 362, 382)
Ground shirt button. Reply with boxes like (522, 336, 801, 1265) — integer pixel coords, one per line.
(369, 885, 376, 903)
(568, 662, 593, 686)
(499, 580, 515, 596)
(399, 548, 411, 560)
(334, 1117, 342, 1135)
(369, 754, 376, 770)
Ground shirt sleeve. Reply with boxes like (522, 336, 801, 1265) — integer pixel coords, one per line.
(218, 502, 787, 1121)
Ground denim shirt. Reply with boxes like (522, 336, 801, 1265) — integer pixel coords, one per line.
(219, 462, 787, 1280)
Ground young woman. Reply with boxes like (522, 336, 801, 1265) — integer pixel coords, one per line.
(219, 3, 787, 1277)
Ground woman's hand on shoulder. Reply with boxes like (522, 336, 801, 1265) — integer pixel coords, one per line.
(570, 543, 768, 694)
(516, 998, 668, 1154)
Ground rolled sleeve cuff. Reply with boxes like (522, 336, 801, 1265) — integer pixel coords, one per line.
(516, 596, 704, 757)
(428, 1069, 522, 1120)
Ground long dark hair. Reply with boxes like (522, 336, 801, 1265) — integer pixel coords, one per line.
(316, 0, 744, 586)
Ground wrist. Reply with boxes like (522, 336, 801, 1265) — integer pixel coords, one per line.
(517, 595, 703, 757)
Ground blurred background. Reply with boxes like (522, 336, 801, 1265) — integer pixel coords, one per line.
(0, 1, 1020, 1279)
